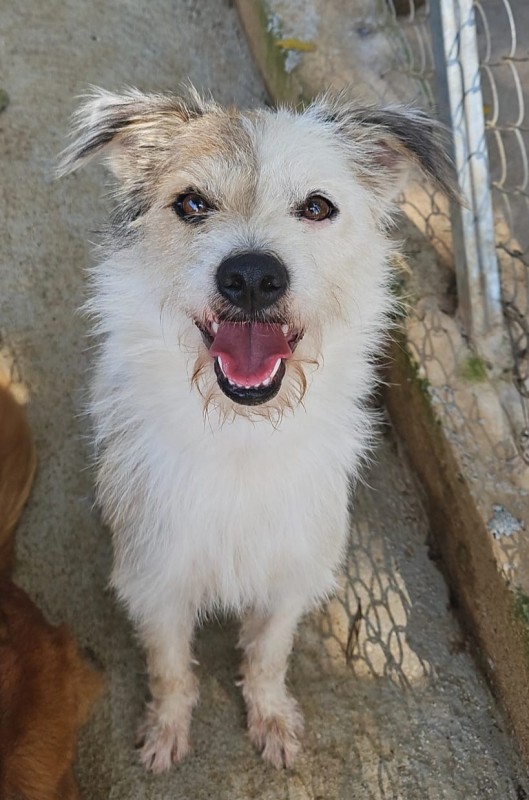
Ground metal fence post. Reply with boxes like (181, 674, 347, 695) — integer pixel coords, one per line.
(429, 0, 506, 362)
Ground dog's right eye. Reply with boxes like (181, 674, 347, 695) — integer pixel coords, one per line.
(173, 192, 212, 222)
(296, 194, 337, 222)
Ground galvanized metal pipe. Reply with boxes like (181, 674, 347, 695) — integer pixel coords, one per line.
(430, 0, 505, 355)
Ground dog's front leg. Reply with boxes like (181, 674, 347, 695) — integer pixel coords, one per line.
(239, 598, 305, 769)
(136, 609, 198, 774)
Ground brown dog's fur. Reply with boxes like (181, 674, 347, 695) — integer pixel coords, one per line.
(0, 385, 103, 800)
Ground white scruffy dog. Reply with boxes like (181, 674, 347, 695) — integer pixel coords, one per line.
(60, 88, 455, 773)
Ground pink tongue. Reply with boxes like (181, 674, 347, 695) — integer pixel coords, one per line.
(209, 323, 292, 386)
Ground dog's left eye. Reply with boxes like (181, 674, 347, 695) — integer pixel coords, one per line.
(297, 194, 337, 222)
(173, 192, 212, 222)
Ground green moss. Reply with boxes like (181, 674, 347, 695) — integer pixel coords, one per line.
(514, 589, 529, 661)
(388, 273, 408, 312)
(254, 0, 297, 103)
(456, 541, 470, 571)
(249, 0, 312, 105)
(460, 355, 487, 383)
(297, 92, 314, 109)
(403, 345, 431, 394)
(392, 337, 444, 430)
(0, 88, 9, 114)
(514, 589, 529, 628)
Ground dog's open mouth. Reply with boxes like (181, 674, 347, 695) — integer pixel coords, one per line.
(196, 319, 302, 406)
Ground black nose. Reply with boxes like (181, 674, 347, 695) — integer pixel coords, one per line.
(216, 251, 289, 313)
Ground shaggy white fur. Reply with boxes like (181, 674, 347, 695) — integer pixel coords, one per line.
(60, 89, 455, 772)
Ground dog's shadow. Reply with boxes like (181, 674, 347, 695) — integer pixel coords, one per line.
(195, 615, 245, 713)
(288, 425, 509, 800)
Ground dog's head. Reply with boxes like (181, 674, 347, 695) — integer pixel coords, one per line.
(60, 88, 456, 420)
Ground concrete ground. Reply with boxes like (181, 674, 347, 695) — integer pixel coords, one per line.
(1, 0, 528, 798)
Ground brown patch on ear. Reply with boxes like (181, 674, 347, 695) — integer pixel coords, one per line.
(371, 142, 400, 171)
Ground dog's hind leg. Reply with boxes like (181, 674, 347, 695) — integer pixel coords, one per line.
(136, 608, 198, 774)
(239, 598, 306, 769)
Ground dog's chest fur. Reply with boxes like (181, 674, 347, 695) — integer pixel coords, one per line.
(94, 313, 372, 619)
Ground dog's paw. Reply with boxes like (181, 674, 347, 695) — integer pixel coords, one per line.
(247, 699, 304, 769)
(135, 704, 191, 774)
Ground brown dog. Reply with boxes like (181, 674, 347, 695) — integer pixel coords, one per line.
(0, 385, 102, 800)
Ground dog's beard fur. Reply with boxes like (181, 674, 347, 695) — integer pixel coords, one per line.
(190, 344, 318, 426)
(187, 300, 321, 425)
(59, 87, 457, 773)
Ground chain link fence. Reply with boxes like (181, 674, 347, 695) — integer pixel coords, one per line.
(372, 0, 529, 471)
(475, 0, 529, 445)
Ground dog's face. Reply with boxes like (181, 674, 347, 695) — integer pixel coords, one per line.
(61, 89, 456, 419)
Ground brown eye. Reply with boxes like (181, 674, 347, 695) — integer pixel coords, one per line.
(173, 192, 212, 222)
(298, 194, 336, 222)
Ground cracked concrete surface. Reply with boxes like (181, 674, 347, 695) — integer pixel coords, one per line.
(1, 0, 528, 797)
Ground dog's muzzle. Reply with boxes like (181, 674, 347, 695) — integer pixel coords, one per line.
(195, 252, 300, 406)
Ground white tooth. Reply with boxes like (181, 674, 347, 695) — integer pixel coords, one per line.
(218, 357, 224, 374)
(281, 324, 289, 335)
(270, 358, 282, 379)
(211, 321, 219, 334)
(262, 376, 272, 387)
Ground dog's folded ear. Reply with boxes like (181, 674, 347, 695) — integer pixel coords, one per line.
(314, 97, 460, 209)
(58, 87, 209, 180)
